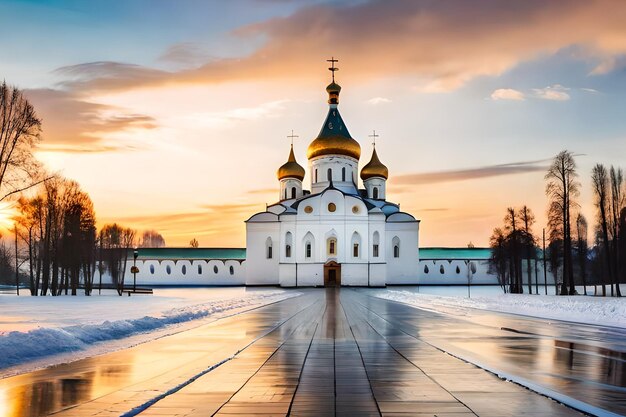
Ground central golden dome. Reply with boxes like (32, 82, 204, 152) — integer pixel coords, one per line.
(307, 81, 361, 160)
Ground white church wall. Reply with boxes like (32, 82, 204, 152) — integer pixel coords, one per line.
(369, 263, 386, 286)
(364, 177, 386, 200)
(342, 263, 368, 286)
(294, 263, 324, 286)
(245, 221, 280, 285)
(385, 220, 419, 284)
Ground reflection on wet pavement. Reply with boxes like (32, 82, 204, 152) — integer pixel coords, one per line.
(1, 288, 621, 416)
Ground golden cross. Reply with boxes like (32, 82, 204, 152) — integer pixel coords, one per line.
(327, 57, 339, 82)
(369, 130, 379, 147)
(287, 130, 299, 145)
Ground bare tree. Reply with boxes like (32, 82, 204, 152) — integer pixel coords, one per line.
(140, 230, 166, 248)
(575, 213, 588, 296)
(0, 81, 47, 201)
(592, 164, 612, 296)
(518, 206, 536, 294)
(99, 224, 136, 296)
(609, 166, 623, 296)
(189, 238, 199, 248)
(546, 151, 579, 295)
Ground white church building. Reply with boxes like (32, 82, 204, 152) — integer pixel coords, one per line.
(245, 67, 419, 287)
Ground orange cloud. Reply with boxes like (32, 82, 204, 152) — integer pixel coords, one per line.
(51, 0, 626, 95)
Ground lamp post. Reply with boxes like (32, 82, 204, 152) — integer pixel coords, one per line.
(132, 248, 138, 292)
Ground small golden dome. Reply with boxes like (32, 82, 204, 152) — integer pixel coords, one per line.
(360, 147, 388, 180)
(277, 145, 305, 181)
(326, 82, 341, 94)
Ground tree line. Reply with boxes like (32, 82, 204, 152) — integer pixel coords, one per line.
(0, 81, 166, 296)
(489, 150, 625, 296)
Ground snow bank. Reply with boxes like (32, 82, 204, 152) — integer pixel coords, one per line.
(371, 289, 626, 328)
(0, 289, 297, 370)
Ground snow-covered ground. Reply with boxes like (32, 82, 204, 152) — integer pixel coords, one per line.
(0, 287, 299, 375)
(370, 286, 626, 328)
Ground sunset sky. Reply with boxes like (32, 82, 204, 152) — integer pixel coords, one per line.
(2, 0, 626, 247)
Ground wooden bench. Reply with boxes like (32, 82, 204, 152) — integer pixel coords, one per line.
(123, 288, 154, 296)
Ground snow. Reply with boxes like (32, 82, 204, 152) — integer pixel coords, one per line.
(0, 288, 299, 374)
(370, 287, 626, 328)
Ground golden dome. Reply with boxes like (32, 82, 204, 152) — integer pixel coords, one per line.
(277, 145, 305, 181)
(360, 147, 388, 180)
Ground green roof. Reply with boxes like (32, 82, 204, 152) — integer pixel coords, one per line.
(419, 247, 491, 260)
(134, 247, 491, 260)
(136, 248, 246, 260)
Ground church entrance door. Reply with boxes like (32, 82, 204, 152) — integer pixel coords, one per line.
(324, 261, 341, 287)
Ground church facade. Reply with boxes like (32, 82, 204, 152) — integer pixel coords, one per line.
(245, 68, 419, 287)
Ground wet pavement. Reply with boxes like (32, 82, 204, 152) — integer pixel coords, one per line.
(1, 288, 623, 416)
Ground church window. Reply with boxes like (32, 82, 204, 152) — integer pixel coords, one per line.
(284, 189, 287, 200)
(266, 237, 273, 259)
(166, 265, 171, 275)
(352, 205, 359, 213)
(182, 265, 187, 275)
(150, 264, 155, 274)
(214, 265, 218, 274)
(327, 168, 332, 181)
(306, 243, 312, 258)
(373, 187, 379, 199)
(286, 244, 292, 258)
(440, 265, 445, 274)
(351, 232, 361, 258)
(373, 231, 380, 257)
(392, 236, 400, 258)
(291, 187, 296, 199)
(198, 264, 203, 274)
(328, 203, 336, 212)
(328, 238, 336, 255)
(424, 265, 429, 274)
(304, 205, 313, 213)
(315, 169, 318, 182)
(342, 167, 346, 181)
(230, 265, 234, 275)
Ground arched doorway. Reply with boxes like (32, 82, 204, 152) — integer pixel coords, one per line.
(324, 261, 341, 287)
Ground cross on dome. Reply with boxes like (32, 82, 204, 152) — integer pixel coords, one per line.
(287, 129, 299, 146)
(369, 130, 379, 147)
(327, 57, 339, 82)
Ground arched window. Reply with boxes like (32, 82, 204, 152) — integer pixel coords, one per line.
(166, 265, 171, 275)
(315, 169, 318, 183)
(342, 167, 346, 181)
(351, 232, 361, 258)
(285, 232, 293, 258)
(213, 265, 218, 274)
(291, 187, 296, 199)
(372, 231, 380, 258)
(266, 237, 273, 259)
(284, 189, 287, 200)
(229, 265, 234, 275)
(303, 232, 315, 260)
(306, 242, 312, 258)
(328, 238, 337, 256)
(150, 264, 155, 274)
(198, 264, 203, 274)
(392, 236, 400, 258)
(182, 265, 187, 275)
(373, 187, 379, 199)
(327, 168, 332, 181)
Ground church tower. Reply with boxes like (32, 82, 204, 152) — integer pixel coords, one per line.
(307, 58, 361, 194)
(361, 143, 388, 200)
(277, 143, 305, 201)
